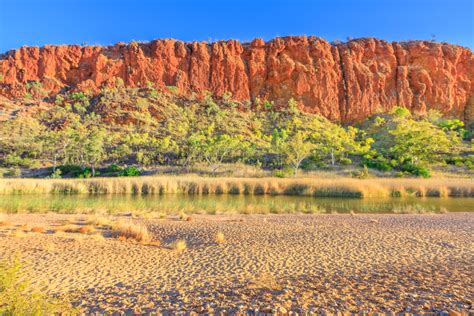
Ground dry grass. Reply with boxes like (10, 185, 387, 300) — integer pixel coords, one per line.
(0, 220, 12, 227)
(30, 226, 45, 233)
(54, 224, 80, 233)
(111, 221, 151, 243)
(42, 242, 56, 252)
(171, 239, 187, 252)
(0, 176, 472, 198)
(85, 215, 113, 227)
(249, 273, 282, 291)
(141, 240, 161, 247)
(78, 225, 96, 234)
(16, 224, 29, 232)
(215, 231, 225, 244)
(90, 233, 105, 242)
(9, 229, 27, 238)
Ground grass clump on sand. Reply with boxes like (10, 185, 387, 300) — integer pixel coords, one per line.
(215, 231, 225, 244)
(0, 258, 79, 314)
(30, 226, 45, 233)
(171, 239, 187, 252)
(111, 221, 151, 243)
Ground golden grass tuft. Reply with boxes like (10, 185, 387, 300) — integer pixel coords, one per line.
(78, 225, 96, 234)
(57, 224, 81, 233)
(86, 215, 113, 227)
(0, 221, 12, 227)
(17, 224, 29, 232)
(171, 239, 187, 252)
(215, 231, 225, 244)
(31, 226, 45, 233)
(90, 233, 105, 241)
(111, 221, 151, 243)
(42, 242, 56, 252)
(9, 229, 27, 238)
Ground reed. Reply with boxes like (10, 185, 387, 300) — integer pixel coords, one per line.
(0, 176, 472, 198)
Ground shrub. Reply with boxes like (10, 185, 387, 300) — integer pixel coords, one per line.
(354, 165, 370, 179)
(0, 258, 77, 314)
(57, 165, 97, 178)
(5, 168, 21, 178)
(78, 169, 93, 178)
(106, 163, 123, 173)
(339, 157, 352, 165)
(167, 86, 179, 94)
(47, 169, 62, 179)
(364, 156, 393, 172)
(3, 155, 35, 168)
(400, 163, 431, 178)
(273, 167, 292, 178)
(118, 166, 141, 177)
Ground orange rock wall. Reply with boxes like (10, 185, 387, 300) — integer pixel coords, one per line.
(1, 36, 473, 122)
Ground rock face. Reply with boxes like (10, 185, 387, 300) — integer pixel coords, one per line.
(0, 36, 473, 122)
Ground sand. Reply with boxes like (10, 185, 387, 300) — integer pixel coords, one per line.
(0, 212, 472, 314)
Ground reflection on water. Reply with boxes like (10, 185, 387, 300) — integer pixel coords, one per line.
(1, 194, 473, 214)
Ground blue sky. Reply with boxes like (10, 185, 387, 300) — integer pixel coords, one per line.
(0, 0, 472, 53)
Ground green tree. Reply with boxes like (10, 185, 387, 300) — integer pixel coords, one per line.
(389, 119, 459, 165)
(281, 131, 315, 176)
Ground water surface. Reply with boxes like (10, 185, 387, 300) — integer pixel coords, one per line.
(1, 194, 473, 214)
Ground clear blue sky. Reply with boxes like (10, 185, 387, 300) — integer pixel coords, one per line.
(0, 0, 473, 53)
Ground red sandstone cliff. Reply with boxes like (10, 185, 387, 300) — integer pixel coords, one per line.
(0, 36, 473, 122)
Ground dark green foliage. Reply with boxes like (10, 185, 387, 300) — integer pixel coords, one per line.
(57, 165, 98, 178)
(118, 166, 141, 177)
(400, 163, 431, 178)
(364, 156, 393, 172)
(106, 163, 124, 172)
(446, 155, 474, 169)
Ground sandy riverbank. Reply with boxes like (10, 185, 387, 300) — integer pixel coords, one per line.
(0, 213, 472, 314)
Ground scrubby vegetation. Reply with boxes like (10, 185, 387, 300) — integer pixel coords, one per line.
(0, 83, 472, 178)
(0, 258, 78, 314)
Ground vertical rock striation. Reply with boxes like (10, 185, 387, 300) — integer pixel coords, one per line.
(0, 36, 472, 122)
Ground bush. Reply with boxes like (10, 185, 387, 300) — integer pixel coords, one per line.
(78, 168, 95, 178)
(3, 154, 35, 168)
(364, 156, 393, 172)
(106, 163, 123, 173)
(118, 166, 141, 177)
(57, 165, 97, 178)
(446, 155, 474, 168)
(273, 167, 292, 178)
(339, 157, 352, 165)
(395, 171, 406, 178)
(57, 165, 84, 177)
(5, 168, 21, 178)
(47, 169, 62, 179)
(400, 163, 431, 178)
(354, 165, 370, 179)
(0, 258, 77, 314)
